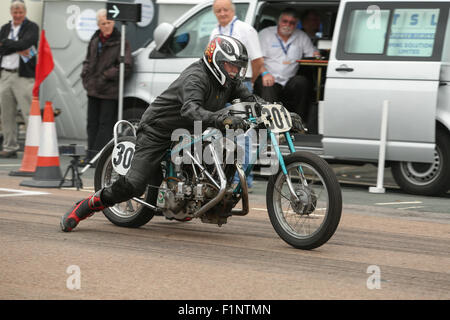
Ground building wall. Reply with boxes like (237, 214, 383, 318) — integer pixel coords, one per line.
(0, 0, 205, 28)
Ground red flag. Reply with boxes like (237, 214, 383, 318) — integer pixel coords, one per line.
(32, 30, 54, 97)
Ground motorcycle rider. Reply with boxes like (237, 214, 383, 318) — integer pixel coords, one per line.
(61, 35, 256, 232)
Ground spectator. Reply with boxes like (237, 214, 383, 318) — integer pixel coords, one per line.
(301, 10, 322, 47)
(210, 0, 265, 86)
(81, 9, 133, 163)
(254, 8, 319, 121)
(0, 0, 39, 158)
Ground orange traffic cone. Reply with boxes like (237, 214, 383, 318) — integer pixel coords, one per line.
(20, 101, 70, 188)
(10, 96, 41, 177)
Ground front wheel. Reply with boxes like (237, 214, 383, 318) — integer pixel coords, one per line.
(266, 152, 342, 250)
(94, 136, 156, 228)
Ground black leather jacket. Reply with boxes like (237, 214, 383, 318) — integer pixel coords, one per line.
(0, 18, 39, 78)
(140, 59, 254, 136)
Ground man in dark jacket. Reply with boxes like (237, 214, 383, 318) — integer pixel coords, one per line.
(81, 8, 133, 161)
(61, 35, 254, 232)
(0, 1, 39, 158)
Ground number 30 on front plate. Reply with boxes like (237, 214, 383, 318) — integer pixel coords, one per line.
(260, 104, 292, 133)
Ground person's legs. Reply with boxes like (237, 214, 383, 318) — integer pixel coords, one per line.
(86, 96, 100, 160)
(93, 98, 117, 155)
(253, 76, 282, 103)
(236, 80, 254, 188)
(61, 123, 169, 232)
(281, 75, 311, 120)
(232, 128, 256, 189)
(11, 76, 34, 128)
(0, 71, 20, 154)
(241, 77, 283, 189)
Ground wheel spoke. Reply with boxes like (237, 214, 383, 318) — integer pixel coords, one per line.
(101, 153, 145, 219)
(273, 161, 329, 239)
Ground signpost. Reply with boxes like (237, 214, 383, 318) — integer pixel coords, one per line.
(106, 2, 142, 124)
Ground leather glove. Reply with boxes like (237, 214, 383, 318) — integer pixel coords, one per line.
(290, 112, 307, 133)
(215, 114, 247, 130)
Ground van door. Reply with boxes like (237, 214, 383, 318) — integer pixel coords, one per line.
(323, 1, 449, 163)
(148, 2, 250, 99)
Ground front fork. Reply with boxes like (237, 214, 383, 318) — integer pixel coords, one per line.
(233, 128, 308, 201)
(269, 131, 308, 201)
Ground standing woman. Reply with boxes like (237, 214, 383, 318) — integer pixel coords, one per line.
(81, 9, 133, 162)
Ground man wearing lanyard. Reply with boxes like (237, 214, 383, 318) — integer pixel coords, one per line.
(210, 0, 266, 86)
(254, 8, 318, 121)
(0, 1, 39, 158)
(210, 0, 265, 191)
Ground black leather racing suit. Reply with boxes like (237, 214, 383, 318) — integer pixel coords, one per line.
(101, 59, 254, 206)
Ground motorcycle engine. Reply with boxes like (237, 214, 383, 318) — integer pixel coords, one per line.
(157, 176, 218, 221)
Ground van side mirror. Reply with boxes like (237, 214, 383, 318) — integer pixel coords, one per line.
(153, 22, 175, 51)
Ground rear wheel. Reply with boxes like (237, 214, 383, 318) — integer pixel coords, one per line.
(391, 128, 450, 196)
(94, 136, 157, 228)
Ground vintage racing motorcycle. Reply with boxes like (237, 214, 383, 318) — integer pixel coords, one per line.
(94, 101, 342, 250)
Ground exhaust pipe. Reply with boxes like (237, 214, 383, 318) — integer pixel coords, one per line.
(231, 163, 249, 216)
(194, 143, 227, 218)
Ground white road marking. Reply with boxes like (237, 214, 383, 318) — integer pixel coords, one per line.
(397, 206, 425, 210)
(0, 164, 20, 167)
(0, 188, 50, 197)
(61, 186, 95, 192)
(375, 201, 423, 205)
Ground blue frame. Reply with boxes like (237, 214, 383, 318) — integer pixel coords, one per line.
(163, 124, 299, 194)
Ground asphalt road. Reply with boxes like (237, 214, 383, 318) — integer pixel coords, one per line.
(0, 155, 449, 300)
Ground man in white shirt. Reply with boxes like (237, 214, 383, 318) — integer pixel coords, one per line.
(210, 0, 266, 85)
(210, 0, 265, 190)
(0, 1, 39, 158)
(255, 8, 319, 121)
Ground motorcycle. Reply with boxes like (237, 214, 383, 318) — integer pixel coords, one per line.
(94, 100, 342, 250)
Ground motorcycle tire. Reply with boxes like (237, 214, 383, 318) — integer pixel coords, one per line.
(94, 136, 157, 228)
(266, 151, 342, 250)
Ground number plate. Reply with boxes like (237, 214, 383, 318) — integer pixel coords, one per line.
(112, 141, 135, 175)
(260, 104, 292, 133)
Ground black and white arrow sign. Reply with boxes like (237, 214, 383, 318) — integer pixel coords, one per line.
(106, 2, 142, 22)
(108, 4, 120, 19)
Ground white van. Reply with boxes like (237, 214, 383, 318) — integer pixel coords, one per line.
(123, 0, 450, 196)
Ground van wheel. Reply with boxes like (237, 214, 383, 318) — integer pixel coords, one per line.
(391, 128, 450, 196)
(123, 106, 146, 125)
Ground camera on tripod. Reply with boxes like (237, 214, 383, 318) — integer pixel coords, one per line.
(59, 144, 86, 157)
(59, 144, 86, 190)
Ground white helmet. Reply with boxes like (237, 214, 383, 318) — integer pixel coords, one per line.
(203, 35, 249, 86)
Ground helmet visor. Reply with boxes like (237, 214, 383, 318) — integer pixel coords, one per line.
(223, 60, 247, 81)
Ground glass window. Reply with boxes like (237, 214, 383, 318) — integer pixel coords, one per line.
(387, 9, 440, 57)
(344, 8, 390, 54)
(168, 4, 249, 58)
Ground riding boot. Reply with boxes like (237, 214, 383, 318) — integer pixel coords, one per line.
(60, 190, 106, 232)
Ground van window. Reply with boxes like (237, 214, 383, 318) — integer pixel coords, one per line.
(337, 2, 449, 61)
(344, 8, 390, 54)
(387, 9, 439, 57)
(167, 3, 249, 58)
